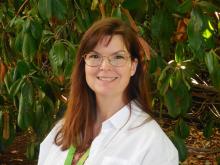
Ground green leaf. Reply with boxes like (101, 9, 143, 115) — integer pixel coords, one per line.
(49, 41, 66, 75)
(175, 82, 191, 116)
(187, 9, 203, 51)
(14, 32, 23, 52)
(64, 42, 75, 78)
(151, 10, 175, 40)
(22, 19, 31, 34)
(21, 80, 34, 106)
(16, 60, 30, 76)
(205, 50, 220, 89)
(75, 11, 87, 33)
(41, 96, 54, 115)
(122, 0, 146, 10)
(164, 89, 181, 118)
(52, 0, 67, 20)
(159, 39, 171, 58)
(196, 1, 220, 13)
(17, 80, 34, 129)
(176, 0, 192, 14)
(17, 94, 30, 130)
(33, 98, 52, 136)
(9, 77, 25, 97)
(170, 70, 181, 89)
(112, 6, 122, 18)
(175, 43, 185, 63)
(38, 0, 53, 20)
(164, 0, 179, 13)
(159, 74, 171, 95)
(22, 33, 37, 62)
(83, 10, 93, 29)
(175, 118, 190, 138)
(171, 135, 188, 161)
(31, 76, 47, 92)
(205, 50, 218, 74)
(30, 20, 43, 40)
(212, 67, 220, 90)
(149, 57, 157, 73)
(26, 142, 36, 160)
(91, 0, 99, 10)
(203, 120, 214, 138)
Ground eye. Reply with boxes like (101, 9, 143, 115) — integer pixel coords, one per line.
(113, 53, 126, 59)
(87, 53, 100, 59)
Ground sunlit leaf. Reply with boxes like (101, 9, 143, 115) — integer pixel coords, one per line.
(202, 29, 212, 39)
(91, 0, 99, 10)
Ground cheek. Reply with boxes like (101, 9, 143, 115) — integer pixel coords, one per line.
(85, 66, 97, 84)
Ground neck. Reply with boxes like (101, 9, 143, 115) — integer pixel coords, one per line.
(95, 94, 127, 123)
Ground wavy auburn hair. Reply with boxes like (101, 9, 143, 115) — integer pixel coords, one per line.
(55, 17, 152, 151)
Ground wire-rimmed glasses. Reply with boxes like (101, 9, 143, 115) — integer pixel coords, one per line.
(83, 51, 130, 67)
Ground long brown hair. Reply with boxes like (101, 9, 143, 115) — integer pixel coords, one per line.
(55, 17, 152, 151)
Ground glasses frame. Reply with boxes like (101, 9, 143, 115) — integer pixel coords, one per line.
(83, 51, 131, 67)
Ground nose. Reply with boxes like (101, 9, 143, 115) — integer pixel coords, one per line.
(99, 57, 112, 70)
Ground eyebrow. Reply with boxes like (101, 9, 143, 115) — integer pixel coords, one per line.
(92, 50, 127, 56)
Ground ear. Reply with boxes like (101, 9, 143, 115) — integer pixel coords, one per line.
(130, 58, 138, 76)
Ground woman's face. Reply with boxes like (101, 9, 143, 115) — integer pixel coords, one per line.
(85, 35, 138, 98)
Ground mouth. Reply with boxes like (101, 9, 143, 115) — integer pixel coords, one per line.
(97, 76, 118, 82)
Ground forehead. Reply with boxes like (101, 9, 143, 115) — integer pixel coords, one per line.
(94, 35, 128, 52)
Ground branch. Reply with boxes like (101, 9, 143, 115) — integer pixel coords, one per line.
(187, 146, 220, 154)
(16, 0, 29, 16)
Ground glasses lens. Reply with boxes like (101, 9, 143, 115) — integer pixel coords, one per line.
(110, 53, 128, 66)
(85, 53, 101, 66)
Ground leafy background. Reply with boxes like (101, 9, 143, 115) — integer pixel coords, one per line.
(0, 0, 220, 162)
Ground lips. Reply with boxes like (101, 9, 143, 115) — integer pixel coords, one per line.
(97, 76, 118, 81)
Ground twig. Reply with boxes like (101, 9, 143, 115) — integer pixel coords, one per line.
(16, 0, 29, 16)
(187, 146, 220, 154)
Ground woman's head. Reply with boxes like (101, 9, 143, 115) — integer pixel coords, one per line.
(75, 17, 146, 101)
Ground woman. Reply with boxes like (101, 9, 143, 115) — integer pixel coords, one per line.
(38, 17, 178, 165)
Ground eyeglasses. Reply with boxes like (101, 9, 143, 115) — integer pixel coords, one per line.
(83, 51, 131, 67)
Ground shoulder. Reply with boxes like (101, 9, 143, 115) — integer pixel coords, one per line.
(129, 101, 179, 164)
(38, 120, 64, 165)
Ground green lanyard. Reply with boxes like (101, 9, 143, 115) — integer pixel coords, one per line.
(64, 146, 90, 165)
